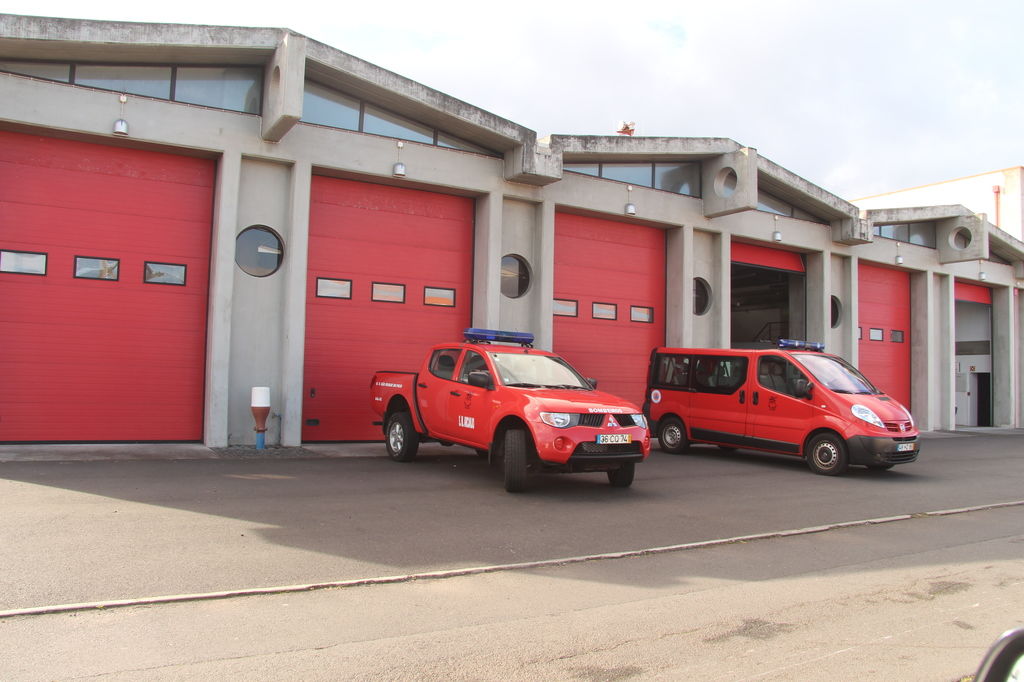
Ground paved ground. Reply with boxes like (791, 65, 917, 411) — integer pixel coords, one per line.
(0, 429, 1022, 680)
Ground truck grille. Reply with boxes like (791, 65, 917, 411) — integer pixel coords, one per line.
(573, 442, 644, 456)
(578, 413, 642, 428)
(884, 420, 913, 433)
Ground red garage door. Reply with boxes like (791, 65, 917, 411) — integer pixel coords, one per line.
(553, 213, 665, 407)
(858, 262, 911, 408)
(304, 177, 473, 441)
(0, 131, 214, 442)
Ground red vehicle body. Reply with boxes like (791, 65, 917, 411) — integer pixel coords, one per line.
(371, 329, 650, 492)
(644, 342, 920, 475)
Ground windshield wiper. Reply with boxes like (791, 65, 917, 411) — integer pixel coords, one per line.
(505, 382, 543, 388)
(546, 384, 590, 390)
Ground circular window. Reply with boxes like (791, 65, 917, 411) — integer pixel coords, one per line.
(235, 225, 284, 277)
(694, 277, 712, 316)
(714, 167, 738, 198)
(830, 296, 842, 329)
(500, 254, 531, 298)
(950, 227, 973, 250)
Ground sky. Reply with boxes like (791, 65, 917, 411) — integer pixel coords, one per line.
(4, 0, 1023, 199)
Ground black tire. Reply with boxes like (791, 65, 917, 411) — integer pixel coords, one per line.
(657, 416, 689, 454)
(805, 433, 849, 476)
(607, 462, 635, 487)
(503, 429, 528, 493)
(475, 448, 489, 459)
(385, 411, 419, 462)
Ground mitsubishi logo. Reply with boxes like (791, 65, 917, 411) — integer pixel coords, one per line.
(607, 415, 617, 428)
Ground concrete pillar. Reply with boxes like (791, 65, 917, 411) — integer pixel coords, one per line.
(936, 273, 956, 430)
(280, 161, 311, 446)
(713, 233, 730, 348)
(665, 225, 693, 347)
(535, 200, 556, 351)
(472, 192, 502, 330)
(848, 255, 860, 366)
(992, 285, 1018, 427)
(203, 149, 241, 447)
(806, 250, 829, 345)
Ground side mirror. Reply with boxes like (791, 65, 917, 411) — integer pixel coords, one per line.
(794, 379, 813, 400)
(974, 627, 1024, 682)
(586, 378, 598, 390)
(467, 370, 494, 390)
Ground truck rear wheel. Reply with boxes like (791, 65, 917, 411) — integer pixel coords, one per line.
(385, 411, 419, 462)
(503, 429, 528, 493)
(607, 462, 635, 488)
(658, 416, 689, 454)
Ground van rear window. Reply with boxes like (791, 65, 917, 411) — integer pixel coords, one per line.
(652, 353, 748, 395)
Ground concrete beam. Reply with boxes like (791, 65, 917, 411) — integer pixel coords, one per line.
(702, 148, 758, 218)
(261, 32, 305, 143)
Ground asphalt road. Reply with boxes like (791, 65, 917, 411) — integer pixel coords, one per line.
(1, 431, 1022, 680)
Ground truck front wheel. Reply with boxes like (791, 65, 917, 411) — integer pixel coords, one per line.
(503, 429, 528, 493)
(607, 462, 635, 488)
(386, 411, 419, 462)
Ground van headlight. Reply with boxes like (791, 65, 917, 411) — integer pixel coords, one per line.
(540, 412, 574, 428)
(852, 404, 885, 429)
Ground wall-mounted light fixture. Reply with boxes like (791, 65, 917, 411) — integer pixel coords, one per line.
(895, 242, 904, 265)
(979, 259, 988, 281)
(771, 214, 782, 242)
(112, 94, 129, 136)
(624, 185, 636, 215)
(392, 140, 406, 177)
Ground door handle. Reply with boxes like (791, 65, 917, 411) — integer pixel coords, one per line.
(753, 391, 759, 406)
(450, 391, 461, 397)
(739, 390, 745, 404)
(418, 382, 428, 388)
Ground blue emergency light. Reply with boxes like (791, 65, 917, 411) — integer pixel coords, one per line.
(778, 338, 826, 352)
(464, 328, 534, 346)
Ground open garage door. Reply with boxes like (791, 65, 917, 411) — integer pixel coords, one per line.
(553, 213, 665, 408)
(0, 131, 214, 442)
(304, 177, 474, 441)
(858, 262, 911, 408)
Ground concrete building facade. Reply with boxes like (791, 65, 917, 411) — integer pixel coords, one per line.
(2, 14, 1023, 447)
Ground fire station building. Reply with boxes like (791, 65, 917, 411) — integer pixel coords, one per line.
(2, 14, 1023, 446)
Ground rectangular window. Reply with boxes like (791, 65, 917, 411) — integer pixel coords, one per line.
(175, 66, 261, 114)
(654, 162, 700, 196)
(316, 277, 351, 299)
(630, 306, 654, 323)
(302, 81, 360, 130)
(692, 356, 749, 395)
(908, 222, 937, 248)
(756, 191, 794, 217)
(372, 282, 405, 303)
(592, 302, 617, 320)
(890, 330, 905, 343)
(601, 163, 653, 186)
(74, 65, 172, 99)
(1, 250, 47, 275)
(553, 299, 578, 317)
(363, 104, 433, 144)
(144, 262, 186, 286)
(0, 61, 71, 82)
(75, 256, 119, 281)
(869, 328, 884, 341)
(654, 354, 690, 388)
(563, 163, 600, 177)
(424, 286, 455, 307)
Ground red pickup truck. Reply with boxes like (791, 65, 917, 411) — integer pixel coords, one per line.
(371, 329, 650, 492)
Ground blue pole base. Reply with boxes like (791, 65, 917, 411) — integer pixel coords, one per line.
(256, 432, 266, 450)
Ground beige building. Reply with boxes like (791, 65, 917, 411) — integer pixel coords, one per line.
(1, 13, 1023, 449)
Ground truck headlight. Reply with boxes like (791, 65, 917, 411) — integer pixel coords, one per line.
(631, 414, 647, 429)
(539, 412, 574, 428)
(852, 404, 885, 429)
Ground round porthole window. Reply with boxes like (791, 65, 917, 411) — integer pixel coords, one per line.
(950, 227, 973, 250)
(714, 167, 738, 198)
(831, 295, 842, 329)
(694, 277, 712, 316)
(501, 254, 531, 298)
(235, 225, 283, 277)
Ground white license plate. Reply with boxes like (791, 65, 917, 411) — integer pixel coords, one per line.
(896, 443, 916, 452)
(597, 434, 632, 445)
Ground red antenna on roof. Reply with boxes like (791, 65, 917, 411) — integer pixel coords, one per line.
(616, 121, 636, 136)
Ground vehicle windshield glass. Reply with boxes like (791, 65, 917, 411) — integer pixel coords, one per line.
(794, 353, 879, 395)
(488, 351, 590, 388)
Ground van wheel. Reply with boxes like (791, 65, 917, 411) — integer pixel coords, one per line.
(385, 411, 419, 462)
(607, 462, 635, 488)
(503, 429, 528, 493)
(805, 433, 848, 476)
(658, 416, 689, 454)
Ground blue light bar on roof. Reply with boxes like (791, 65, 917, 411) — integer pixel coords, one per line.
(778, 338, 826, 352)
(464, 328, 534, 346)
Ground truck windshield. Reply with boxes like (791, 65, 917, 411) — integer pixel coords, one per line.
(793, 353, 880, 395)
(488, 352, 591, 389)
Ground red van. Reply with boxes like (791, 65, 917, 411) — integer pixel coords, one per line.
(644, 340, 919, 475)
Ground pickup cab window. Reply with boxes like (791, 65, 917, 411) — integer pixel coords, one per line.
(457, 350, 488, 383)
(429, 348, 461, 380)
